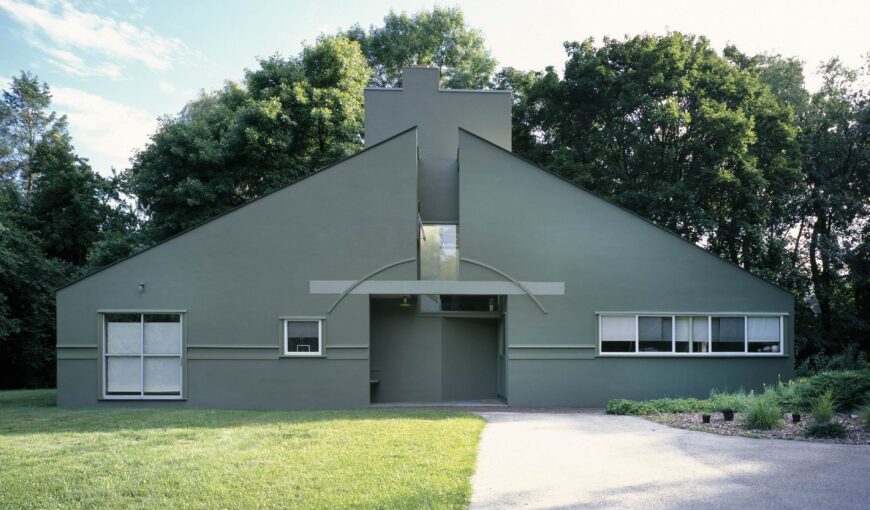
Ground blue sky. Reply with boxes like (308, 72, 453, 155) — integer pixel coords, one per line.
(1, 0, 868, 176)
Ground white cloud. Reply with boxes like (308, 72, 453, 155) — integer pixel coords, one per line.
(51, 86, 156, 174)
(42, 46, 123, 79)
(0, 0, 187, 71)
(157, 80, 176, 94)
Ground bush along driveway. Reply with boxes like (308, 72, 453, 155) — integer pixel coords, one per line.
(606, 370, 870, 444)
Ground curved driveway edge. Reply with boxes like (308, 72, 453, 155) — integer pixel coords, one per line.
(470, 412, 870, 510)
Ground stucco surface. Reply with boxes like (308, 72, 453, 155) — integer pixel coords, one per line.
(471, 412, 870, 510)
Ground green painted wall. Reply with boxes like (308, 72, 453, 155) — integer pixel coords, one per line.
(370, 299, 443, 403)
(56, 129, 419, 409)
(458, 129, 795, 407)
(441, 318, 498, 401)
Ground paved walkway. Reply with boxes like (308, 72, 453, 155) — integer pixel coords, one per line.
(470, 412, 870, 510)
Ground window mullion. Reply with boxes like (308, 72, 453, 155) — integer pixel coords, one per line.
(140, 313, 145, 397)
(634, 316, 639, 353)
(744, 315, 748, 354)
(708, 316, 712, 355)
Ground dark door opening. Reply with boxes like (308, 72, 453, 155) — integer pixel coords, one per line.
(369, 296, 501, 404)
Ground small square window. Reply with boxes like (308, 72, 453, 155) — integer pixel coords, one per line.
(283, 319, 323, 356)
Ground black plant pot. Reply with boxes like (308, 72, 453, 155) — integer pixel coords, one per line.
(702, 414, 711, 424)
(792, 413, 801, 423)
(723, 410, 735, 421)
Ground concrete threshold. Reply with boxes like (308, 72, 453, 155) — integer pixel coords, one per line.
(371, 399, 508, 408)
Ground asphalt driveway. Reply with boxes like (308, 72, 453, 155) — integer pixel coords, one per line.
(470, 412, 870, 510)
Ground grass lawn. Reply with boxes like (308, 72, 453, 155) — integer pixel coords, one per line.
(0, 390, 485, 509)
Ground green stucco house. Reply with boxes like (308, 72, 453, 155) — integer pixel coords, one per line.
(56, 67, 794, 408)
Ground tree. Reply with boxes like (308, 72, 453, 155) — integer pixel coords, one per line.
(0, 72, 64, 197)
(526, 34, 803, 279)
(126, 35, 370, 242)
(492, 66, 559, 165)
(0, 212, 67, 388)
(797, 59, 869, 348)
(345, 6, 496, 89)
(27, 130, 106, 266)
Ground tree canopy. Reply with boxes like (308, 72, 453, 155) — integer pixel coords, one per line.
(345, 6, 496, 89)
(1, 7, 868, 387)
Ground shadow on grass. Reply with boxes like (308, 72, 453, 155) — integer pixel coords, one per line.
(0, 389, 480, 436)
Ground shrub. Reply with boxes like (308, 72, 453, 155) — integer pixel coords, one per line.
(605, 397, 708, 415)
(805, 421, 847, 439)
(709, 390, 750, 413)
(794, 370, 870, 412)
(795, 345, 870, 376)
(811, 390, 835, 423)
(744, 398, 783, 429)
(859, 404, 870, 430)
(765, 378, 800, 412)
(606, 399, 640, 415)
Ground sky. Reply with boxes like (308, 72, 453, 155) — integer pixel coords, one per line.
(1, 0, 868, 176)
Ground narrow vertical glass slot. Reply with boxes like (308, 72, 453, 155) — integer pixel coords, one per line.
(419, 224, 459, 280)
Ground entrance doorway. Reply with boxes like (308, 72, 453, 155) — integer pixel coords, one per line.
(369, 296, 501, 404)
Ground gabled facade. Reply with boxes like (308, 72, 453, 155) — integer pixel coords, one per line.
(56, 67, 793, 408)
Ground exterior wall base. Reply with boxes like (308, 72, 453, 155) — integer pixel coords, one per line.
(507, 357, 793, 407)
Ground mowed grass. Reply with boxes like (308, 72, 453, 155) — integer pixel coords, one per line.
(0, 390, 485, 509)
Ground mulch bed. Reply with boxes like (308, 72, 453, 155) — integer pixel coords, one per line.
(646, 412, 870, 445)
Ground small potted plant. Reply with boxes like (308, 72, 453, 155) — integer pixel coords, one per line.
(701, 413, 711, 424)
(791, 409, 801, 423)
(722, 408, 735, 422)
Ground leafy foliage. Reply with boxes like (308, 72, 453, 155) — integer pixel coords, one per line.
(345, 6, 496, 89)
(810, 390, 835, 423)
(796, 371, 870, 412)
(744, 397, 783, 429)
(805, 421, 847, 438)
(513, 34, 803, 279)
(605, 397, 709, 415)
(859, 404, 870, 429)
(708, 389, 752, 412)
(127, 35, 369, 242)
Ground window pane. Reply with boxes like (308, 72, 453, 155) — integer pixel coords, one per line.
(107, 356, 141, 394)
(144, 314, 181, 354)
(711, 317, 745, 352)
(601, 316, 635, 341)
(748, 342, 780, 353)
(601, 341, 635, 353)
(675, 317, 690, 352)
(420, 225, 459, 280)
(438, 295, 498, 312)
(144, 357, 181, 394)
(748, 317, 780, 342)
(692, 317, 710, 352)
(286, 321, 320, 354)
(638, 316, 673, 352)
(106, 314, 141, 354)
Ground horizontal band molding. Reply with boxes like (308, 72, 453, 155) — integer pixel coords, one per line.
(57, 344, 98, 349)
(187, 345, 277, 349)
(311, 280, 565, 296)
(97, 309, 187, 313)
(509, 345, 595, 349)
(326, 345, 368, 349)
(595, 311, 789, 316)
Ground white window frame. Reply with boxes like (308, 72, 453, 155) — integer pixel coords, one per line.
(100, 310, 185, 400)
(281, 317, 324, 357)
(597, 312, 786, 357)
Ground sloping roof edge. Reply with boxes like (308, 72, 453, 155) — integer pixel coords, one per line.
(56, 126, 419, 292)
(457, 127, 794, 298)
